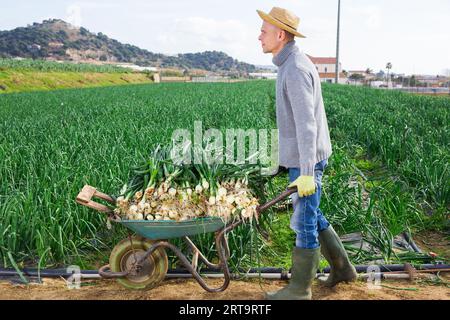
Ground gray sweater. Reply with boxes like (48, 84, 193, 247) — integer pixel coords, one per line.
(273, 40, 332, 176)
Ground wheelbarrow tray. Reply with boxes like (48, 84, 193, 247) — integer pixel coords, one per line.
(119, 217, 226, 239)
(76, 184, 296, 292)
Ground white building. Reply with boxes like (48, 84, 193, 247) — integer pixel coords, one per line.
(306, 55, 346, 84)
(415, 75, 448, 87)
(249, 72, 277, 80)
(370, 81, 386, 88)
(114, 63, 158, 72)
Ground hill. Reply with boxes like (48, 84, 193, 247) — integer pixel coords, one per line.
(0, 19, 256, 75)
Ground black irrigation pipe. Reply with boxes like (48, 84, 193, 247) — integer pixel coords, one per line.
(0, 263, 449, 279)
(170, 263, 450, 274)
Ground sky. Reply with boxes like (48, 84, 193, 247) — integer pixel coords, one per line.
(1, 0, 449, 75)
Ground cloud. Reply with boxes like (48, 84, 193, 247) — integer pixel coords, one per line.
(347, 5, 382, 30)
(154, 16, 259, 60)
(72, 1, 121, 9)
(62, 2, 122, 28)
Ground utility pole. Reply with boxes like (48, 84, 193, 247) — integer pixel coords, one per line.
(335, 0, 341, 84)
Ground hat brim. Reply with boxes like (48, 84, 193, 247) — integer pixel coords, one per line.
(257, 10, 306, 38)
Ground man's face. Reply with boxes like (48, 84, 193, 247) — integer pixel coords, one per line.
(258, 21, 284, 54)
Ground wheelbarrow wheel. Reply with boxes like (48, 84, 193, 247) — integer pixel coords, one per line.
(109, 236, 168, 290)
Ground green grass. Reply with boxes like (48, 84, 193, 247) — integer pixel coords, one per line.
(0, 81, 448, 269)
(0, 58, 134, 73)
(0, 69, 152, 93)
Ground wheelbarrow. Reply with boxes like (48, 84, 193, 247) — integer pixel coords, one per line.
(75, 184, 295, 292)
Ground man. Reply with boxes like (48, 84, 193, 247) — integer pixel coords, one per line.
(257, 7, 357, 300)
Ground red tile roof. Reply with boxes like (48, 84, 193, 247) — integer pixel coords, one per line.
(306, 55, 337, 64)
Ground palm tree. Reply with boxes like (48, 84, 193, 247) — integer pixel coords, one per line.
(386, 62, 392, 86)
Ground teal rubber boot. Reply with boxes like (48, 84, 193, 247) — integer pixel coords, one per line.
(318, 226, 357, 287)
(265, 247, 320, 300)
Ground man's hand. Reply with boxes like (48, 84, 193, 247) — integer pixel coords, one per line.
(288, 175, 315, 197)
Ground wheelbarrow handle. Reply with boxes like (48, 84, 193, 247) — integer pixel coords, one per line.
(256, 187, 297, 215)
(76, 184, 115, 213)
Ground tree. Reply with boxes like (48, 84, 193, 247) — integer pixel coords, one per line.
(386, 62, 392, 85)
(57, 30, 68, 41)
(79, 27, 89, 36)
(410, 75, 417, 87)
(349, 73, 365, 83)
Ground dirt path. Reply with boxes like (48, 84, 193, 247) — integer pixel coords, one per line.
(1, 274, 448, 300)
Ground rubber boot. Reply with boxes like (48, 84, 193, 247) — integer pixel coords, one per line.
(265, 247, 320, 300)
(318, 226, 357, 287)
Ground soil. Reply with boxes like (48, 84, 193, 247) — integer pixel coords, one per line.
(0, 275, 448, 300)
(413, 230, 450, 260)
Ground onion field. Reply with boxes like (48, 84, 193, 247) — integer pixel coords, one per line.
(0, 81, 448, 270)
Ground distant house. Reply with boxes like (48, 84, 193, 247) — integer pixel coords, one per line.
(114, 63, 158, 72)
(415, 75, 448, 87)
(248, 72, 277, 80)
(306, 55, 346, 84)
(347, 70, 367, 77)
(48, 42, 64, 48)
(346, 70, 376, 85)
(370, 81, 385, 88)
(27, 43, 41, 52)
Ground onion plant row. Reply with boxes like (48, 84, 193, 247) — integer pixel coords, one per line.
(324, 85, 449, 214)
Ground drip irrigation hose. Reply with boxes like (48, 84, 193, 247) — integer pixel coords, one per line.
(0, 263, 448, 280)
(170, 263, 450, 274)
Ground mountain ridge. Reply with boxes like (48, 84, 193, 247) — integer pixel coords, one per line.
(0, 19, 257, 75)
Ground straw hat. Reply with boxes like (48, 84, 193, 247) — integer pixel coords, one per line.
(257, 7, 306, 38)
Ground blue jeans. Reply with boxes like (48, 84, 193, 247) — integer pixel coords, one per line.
(288, 159, 330, 249)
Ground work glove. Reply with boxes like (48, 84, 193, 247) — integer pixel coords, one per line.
(288, 175, 316, 197)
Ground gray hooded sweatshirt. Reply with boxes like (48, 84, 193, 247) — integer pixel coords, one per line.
(272, 40, 332, 176)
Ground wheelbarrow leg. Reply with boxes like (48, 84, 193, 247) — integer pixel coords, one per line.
(183, 235, 229, 270)
(135, 240, 230, 293)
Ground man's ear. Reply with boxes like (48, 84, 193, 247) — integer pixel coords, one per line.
(278, 29, 287, 42)
(276, 30, 283, 41)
